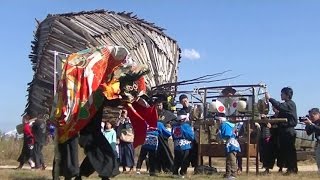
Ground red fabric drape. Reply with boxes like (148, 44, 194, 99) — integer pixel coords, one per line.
(126, 102, 158, 148)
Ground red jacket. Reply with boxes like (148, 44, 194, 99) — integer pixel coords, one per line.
(23, 123, 34, 145)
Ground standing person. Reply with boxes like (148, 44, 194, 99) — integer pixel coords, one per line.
(172, 113, 195, 178)
(156, 101, 174, 173)
(102, 121, 117, 156)
(265, 87, 298, 175)
(270, 107, 284, 172)
(32, 116, 47, 170)
(138, 127, 159, 176)
(116, 109, 135, 173)
(16, 115, 35, 169)
(218, 113, 241, 179)
(177, 94, 198, 169)
(304, 108, 320, 174)
(259, 118, 275, 174)
(235, 121, 244, 175)
(156, 120, 173, 173)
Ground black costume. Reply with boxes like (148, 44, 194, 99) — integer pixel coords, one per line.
(32, 119, 47, 169)
(77, 106, 120, 179)
(53, 105, 120, 180)
(52, 136, 79, 180)
(259, 123, 276, 170)
(269, 98, 298, 173)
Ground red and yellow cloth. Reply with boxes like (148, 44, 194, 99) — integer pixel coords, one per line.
(51, 46, 128, 143)
(51, 45, 157, 145)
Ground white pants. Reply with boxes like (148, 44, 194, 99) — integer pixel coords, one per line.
(28, 158, 35, 168)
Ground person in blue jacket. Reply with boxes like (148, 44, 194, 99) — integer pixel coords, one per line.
(172, 113, 195, 178)
(142, 127, 159, 176)
(217, 113, 241, 179)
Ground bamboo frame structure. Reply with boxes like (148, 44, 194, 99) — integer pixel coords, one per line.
(190, 84, 287, 175)
(23, 10, 181, 179)
(23, 10, 181, 120)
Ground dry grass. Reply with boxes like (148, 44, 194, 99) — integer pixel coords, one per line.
(0, 138, 83, 166)
(0, 169, 319, 180)
(1, 138, 318, 179)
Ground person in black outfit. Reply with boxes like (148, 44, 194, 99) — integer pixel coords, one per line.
(52, 136, 80, 180)
(156, 101, 175, 173)
(32, 117, 47, 170)
(16, 115, 35, 169)
(265, 87, 298, 175)
(304, 108, 320, 174)
(75, 104, 120, 180)
(270, 107, 285, 172)
(136, 145, 149, 174)
(259, 119, 275, 174)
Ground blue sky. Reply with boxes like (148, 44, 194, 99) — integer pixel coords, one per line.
(0, 0, 319, 132)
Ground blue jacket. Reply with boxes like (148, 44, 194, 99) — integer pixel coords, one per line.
(142, 129, 159, 151)
(219, 121, 241, 153)
(103, 129, 117, 152)
(172, 122, 194, 151)
(157, 121, 171, 139)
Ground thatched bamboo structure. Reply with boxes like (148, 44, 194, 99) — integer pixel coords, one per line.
(24, 10, 181, 119)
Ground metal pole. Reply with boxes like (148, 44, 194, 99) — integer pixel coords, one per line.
(53, 51, 58, 95)
(246, 87, 255, 174)
(47, 50, 68, 180)
(198, 84, 266, 90)
(53, 51, 60, 180)
(252, 87, 259, 175)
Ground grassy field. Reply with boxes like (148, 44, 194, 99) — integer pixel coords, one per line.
(1, 137, 319, 179)
(0, 169, 319, 180)
(0, 137, 55, 166)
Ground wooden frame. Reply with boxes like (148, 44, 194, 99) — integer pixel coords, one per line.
(192, 84, 287, 174)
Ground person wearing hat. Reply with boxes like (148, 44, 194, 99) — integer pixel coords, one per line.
(171, 113, 195, 178)
(221, 87, 237, 97)
(265, 87, 298, 175)
(305, 108, 320, 174)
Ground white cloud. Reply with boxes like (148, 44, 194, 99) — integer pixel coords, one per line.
(181, 48, 201, 60)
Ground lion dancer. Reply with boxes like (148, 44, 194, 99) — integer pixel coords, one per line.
(51, 45, 152, 180)
(52, 98, 120, 180)
(75, 100, 120, 180)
